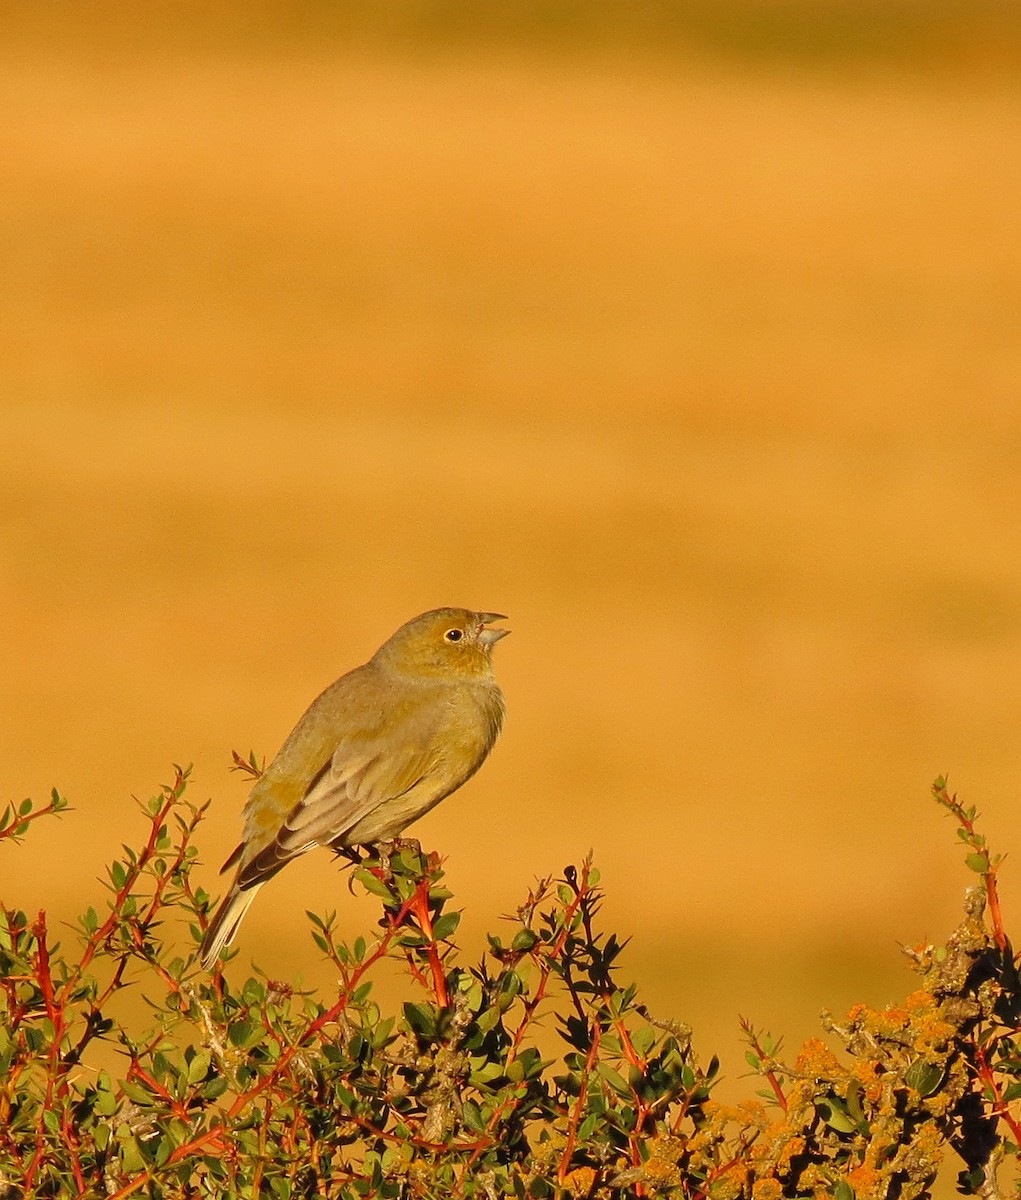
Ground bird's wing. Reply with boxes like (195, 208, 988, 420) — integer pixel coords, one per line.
(235, 702, 442, 890)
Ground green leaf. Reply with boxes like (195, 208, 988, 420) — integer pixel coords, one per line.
(469, 1059, 504, 1086)
(578, 1111, 600, 1140)
(432, 911, 461, 941)
(94, 1083, 118, 1117)
(816, 1096, 856, 1133)
(120, 1080, 155, 1107)
(118, 1134, 146, 1173)
(631, 1025, 656, 1058)
(460, 977, 484, 1013)
(403, 1002, 437, 1039)
(475, 1006, 502, 1035)
(966, 853, 990, 874)
(242, 978, 267, 1004)
(354, 868, 395, 900)
(596, 1062, 631, 1095)
(154, 1133, 174, 1167)
(462, 1099, 486, 1133)
(228, 1020, 253, 1048)
(905, 1059, 945, 1097)
(187, 1051, 211, 1084)
(845, 1078, 869, 1131)
(512, 928, 538, 952)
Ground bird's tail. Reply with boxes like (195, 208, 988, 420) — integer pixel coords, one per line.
(199, 882, 264, 969)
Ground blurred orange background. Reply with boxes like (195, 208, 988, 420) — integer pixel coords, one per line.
(3, 1, 1021, 1106)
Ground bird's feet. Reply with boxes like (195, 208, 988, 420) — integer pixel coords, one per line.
(373, 836, 424, 881)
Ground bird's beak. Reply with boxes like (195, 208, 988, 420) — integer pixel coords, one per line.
(477, 613, 510, 645)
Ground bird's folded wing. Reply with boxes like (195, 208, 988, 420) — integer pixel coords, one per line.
(236, 730, 439, 890)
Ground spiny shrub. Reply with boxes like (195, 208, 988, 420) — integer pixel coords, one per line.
(1, 772, 1019, 1199)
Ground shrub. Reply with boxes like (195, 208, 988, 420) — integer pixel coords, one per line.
(0, 772, 1018, 1198)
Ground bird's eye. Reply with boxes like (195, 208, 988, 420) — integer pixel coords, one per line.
(444, 628, 464, 642)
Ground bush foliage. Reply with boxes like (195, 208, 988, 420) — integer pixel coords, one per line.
(1, 771, 1020, 1199)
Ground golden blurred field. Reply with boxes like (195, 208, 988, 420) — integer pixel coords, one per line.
(3, 3, 1021, 1109)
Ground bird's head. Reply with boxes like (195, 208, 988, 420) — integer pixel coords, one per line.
(374, 608, 510, 681)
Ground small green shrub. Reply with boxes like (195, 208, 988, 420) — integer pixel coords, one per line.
(1, 772, 1019, 1198)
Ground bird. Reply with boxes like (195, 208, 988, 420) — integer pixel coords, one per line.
(199, 607, 509, 969)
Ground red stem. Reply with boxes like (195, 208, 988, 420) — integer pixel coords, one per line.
(739, 1018, 788, 1114)
(973, 1039, 1021, 1146)
(410, 881, 449, 1007)
(558, 1023, 602, 1185)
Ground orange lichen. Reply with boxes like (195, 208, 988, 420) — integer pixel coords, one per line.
(751, 1179, 784, 1200)
(642, 1157, 682, 1189)
(775, 1136, 806, 1175)
(903, 990, 938, 1013)
(847, 1161, 883, 1194)
(852, 1058, 884, 1103)
(563, 1165, 597, 1196)
(794, 1039, 844, 1079)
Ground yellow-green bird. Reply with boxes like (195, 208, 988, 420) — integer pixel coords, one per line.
(200, 608, 509, 968)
